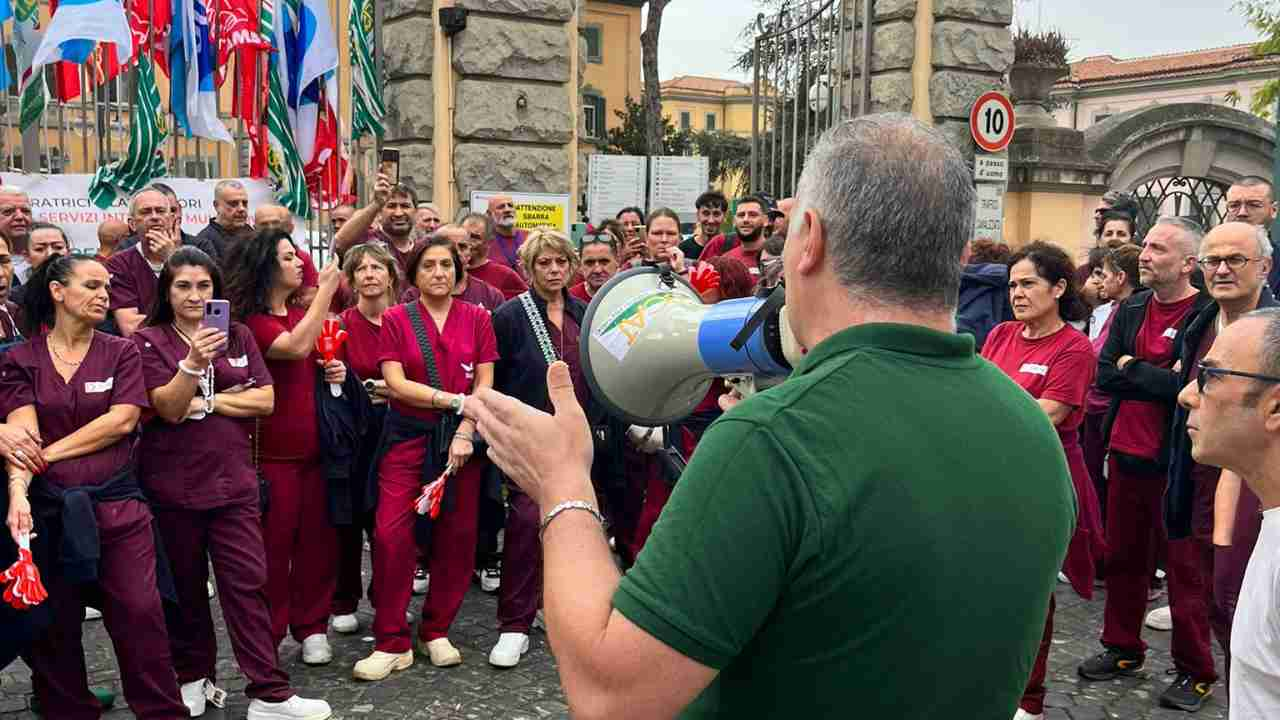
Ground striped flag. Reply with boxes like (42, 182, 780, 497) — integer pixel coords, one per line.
(87, 54, 168, 209)
(0, 0, 12, 91)
(29, 0, 134, 86)
(348, 0, 383, 140)
(170, 0, 232, 142)
(13, 0, 46, 132)
(259, 0, 309, 215)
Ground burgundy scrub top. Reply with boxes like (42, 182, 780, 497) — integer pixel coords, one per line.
(245, 308, 320, 462)
(377, 300, 498, 423)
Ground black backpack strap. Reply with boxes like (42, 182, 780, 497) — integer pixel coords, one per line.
(404, 301, 443, 390)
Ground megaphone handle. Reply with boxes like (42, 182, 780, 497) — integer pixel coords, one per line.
(730, 286, 785, 351)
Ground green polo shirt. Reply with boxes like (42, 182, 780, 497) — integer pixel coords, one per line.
(613, 323, 1075, 718)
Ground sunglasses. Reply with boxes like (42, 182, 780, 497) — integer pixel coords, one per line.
(1196, 362, 1280, 394)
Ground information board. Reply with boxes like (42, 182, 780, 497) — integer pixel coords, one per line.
(587, 155, 647, 225)
(648, 156, 710, 222)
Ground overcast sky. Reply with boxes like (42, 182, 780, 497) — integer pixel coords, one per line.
(656, 0, 1261, 81)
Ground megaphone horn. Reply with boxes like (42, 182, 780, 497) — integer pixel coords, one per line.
(579, 266, 797, 427)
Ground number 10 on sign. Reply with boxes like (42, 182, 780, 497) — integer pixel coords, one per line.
(970, 91, 1016, 153)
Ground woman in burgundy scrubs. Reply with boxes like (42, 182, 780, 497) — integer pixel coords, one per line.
(225, 229, 344, 665)
(2, 254, 188, 719)
(980, 241, 1104, 720)
(352, 235, 496, 679)
(330, 243, 398, 635)
(134, 248, 331, 719)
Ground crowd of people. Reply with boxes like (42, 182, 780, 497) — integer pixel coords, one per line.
(0, 113, 1278, 719)
(0, 173, 777, 719)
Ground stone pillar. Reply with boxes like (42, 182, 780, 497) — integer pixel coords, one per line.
(451, 0, 577, 206)
(928, 0, 1014, 155)
(382, 0, 436, 200)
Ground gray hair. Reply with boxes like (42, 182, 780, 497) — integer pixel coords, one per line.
(129, 187, 168, 216)
(789, 113, 974, 311)
(461, 213, 492, 240)
(1253, 225, 1273, 259)
(214, 179, 245, 199)
(1154, 216, 1205, 255)
(0, 185, 29, 199)
(1244, 307, 1280, 379)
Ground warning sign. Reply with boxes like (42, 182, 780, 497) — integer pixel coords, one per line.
(470, 191, 571, 233)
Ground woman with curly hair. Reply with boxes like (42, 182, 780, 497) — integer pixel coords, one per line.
(224, 229, 345, 666)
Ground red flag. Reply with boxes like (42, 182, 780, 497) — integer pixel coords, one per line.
(212, 0, 270, 87)
(304, 99, 346, 210)
(47, 0, 81, 101)
(127, 0, 171, 76)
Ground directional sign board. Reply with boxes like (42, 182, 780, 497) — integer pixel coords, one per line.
(974, 156, 1009, 182)
(970, 91, 1016, 153)
(973, 183, 1005, 242)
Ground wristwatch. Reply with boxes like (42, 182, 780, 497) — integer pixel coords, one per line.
(448, 394, 463, 414)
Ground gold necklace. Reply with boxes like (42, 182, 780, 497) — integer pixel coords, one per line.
(49, 338, 86, 366)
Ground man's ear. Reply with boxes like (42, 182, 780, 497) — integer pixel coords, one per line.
(795, 209, 825, 276)
(1264, 386, 1280, 434)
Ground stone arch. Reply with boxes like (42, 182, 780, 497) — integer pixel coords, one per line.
(1086, 103, 1276, 192)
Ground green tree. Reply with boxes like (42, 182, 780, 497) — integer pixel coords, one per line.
(605, 96, 692, 156)
(604, 96, 753, 195)
(1227, 1, 1280, 119)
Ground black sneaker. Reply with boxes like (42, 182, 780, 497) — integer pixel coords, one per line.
(1077, 648, 1145, 680)
(1159, 670, 1213, 712)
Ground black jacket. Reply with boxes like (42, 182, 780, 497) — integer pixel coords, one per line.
(1165, 290, 1279, 539)
(118, 230, 217, 260)
(492, 289, 590, 414)
(1096, 288, 1214, 466)
(195, 221, 239, 264)
(316, 367, 374, 525)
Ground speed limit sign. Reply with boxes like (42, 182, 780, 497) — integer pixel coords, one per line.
(970, 91, 1016, 153)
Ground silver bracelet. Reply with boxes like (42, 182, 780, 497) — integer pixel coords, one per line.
(539, 500, 605, 540)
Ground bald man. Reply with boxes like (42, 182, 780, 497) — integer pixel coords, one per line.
(95, 218, 130, 262)
(486, 194, 525, 275)
(0, 187, 33, 283)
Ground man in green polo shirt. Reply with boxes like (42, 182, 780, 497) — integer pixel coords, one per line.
(465, 113, 1075, 719)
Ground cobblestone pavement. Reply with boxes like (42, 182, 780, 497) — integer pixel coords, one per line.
(0, 568, 1230, 719)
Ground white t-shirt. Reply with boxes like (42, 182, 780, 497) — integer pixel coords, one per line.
(1232, 507, 1280, 719)
(1088, 302, 1115, 342)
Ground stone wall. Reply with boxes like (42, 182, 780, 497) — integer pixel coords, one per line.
(452, 0, 577, 199)
(930, 0, 1013, 156)
(382, 0, 436, 198)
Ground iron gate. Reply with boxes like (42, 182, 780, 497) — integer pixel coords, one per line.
(749, 0, 859, 198)
(1131, 176, 1229, 240)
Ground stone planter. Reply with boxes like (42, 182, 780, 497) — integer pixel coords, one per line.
(1008, 63, 1068, 129)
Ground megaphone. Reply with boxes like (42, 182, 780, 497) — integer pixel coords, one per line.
(579, 265, 803, 426)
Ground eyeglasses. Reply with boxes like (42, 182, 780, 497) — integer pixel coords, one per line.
(1196, 255, 1258, 271)
(1196, 362, 1280, 394)
(1226, 200, 1270, 213)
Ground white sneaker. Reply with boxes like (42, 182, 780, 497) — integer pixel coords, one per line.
(84, 607, 102, 621)
(1057, 571, 1069, 583)
(488, 632, 530, 668)
(331, 614, 359, 634)
(476, 564, 501, 593)
(180, 679, 207, 717)
(300, 634, 332, 665)
(1145, 605, 1173, 631)
(412, 568, 429, 595)
(405, 609, 416, 625)
(533, 609, 546, 631)
(1012, 709, 1044, 720)
(207, 580, 215, 599)
(351, 650, 413, 681)
(246, 694, 332, 720)
(423, 637, 462, 667)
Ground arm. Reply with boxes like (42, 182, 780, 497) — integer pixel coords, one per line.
(381, 360, 454, 410)
(145, 327, 228, 423)
(263, 259, 342, 361)
(1038, 399, 1073, 426)
(212, 386, 274, 418)
(42, 404, 141, 464)
(1096, 302, 1152, 399)
(1214, 468, 1242, 547)
(113, 309, 146, 338)
(4, 407, 37, 542)
(333, 173, 391, 254)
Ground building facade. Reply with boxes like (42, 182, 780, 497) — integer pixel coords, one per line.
(1051, 43, 1280, 130)
(659, 75, 754, 136)
(581, 0, 643, 143)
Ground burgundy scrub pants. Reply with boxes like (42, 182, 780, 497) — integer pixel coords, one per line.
(1020, 595, 1056, 715)
(497, 489, 541, 634)
(371, 439, 481, 652)
(29, 500, 187, 720)
(1100, 455, 1216, 682)
(154, 502, 293, 701)
(261, 460, 338, 646)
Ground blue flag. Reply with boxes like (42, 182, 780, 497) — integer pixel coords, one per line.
(170, 0, 231, 142)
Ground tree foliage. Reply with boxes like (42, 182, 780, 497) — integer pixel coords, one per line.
(604, 96, 693, 156)
(1227, 1, 1280, 119)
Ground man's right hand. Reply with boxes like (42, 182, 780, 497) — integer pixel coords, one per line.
(371, 173, 392, 208)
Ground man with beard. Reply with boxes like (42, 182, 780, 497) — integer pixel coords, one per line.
(105, 188, 179, 336)
(697, 196, 768, 272)
(332, 176, 422, 277)
(116, 183, 218, 259)
(0, 187, 33, 284)
(486, 194, 525, 275)
(678, 191, 727, 262)
(462, 213, 527, 300)
(1165, 222, 1277, 696)
(197, 180, 251, 262)
(1080, 217, 1217, 712)
(571, 232, 619, 302)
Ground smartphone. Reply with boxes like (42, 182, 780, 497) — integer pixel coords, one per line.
(379, 148, 400, 184)
(203, 299, 231, 336)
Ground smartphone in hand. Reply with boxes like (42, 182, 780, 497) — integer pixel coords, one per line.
(202, 299, 231, 337)
(380, 148, 400, 184)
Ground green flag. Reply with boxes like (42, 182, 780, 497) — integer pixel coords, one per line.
(88, 56, 169, 209)
(13, 0, 45, 132)
(262, 0, 310, 216)
(349, 0, 385, 140)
